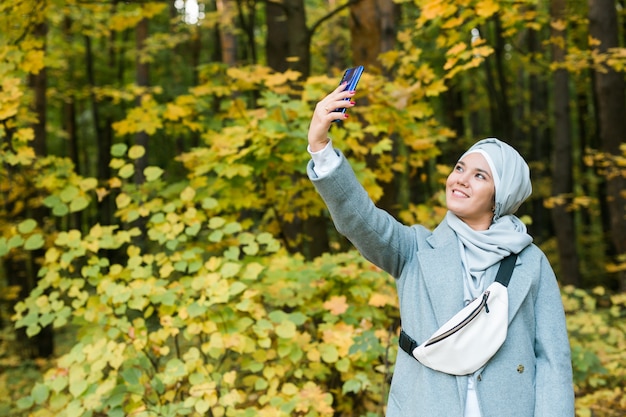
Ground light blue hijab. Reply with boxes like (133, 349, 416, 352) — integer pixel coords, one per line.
(446, 138, 533, 302)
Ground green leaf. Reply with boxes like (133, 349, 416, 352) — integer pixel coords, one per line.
(32, 382, 50, 404)
(43, 195, 61, 208)
(243, 242, 259, 255)
(336, 357, 351, 372)
(53, 202, 69, 216)
(275, 321, 296, 339)
(60, 185, 80, 203)
(228, 281, 247, 296)
(17, 219, 37, 234)
(121, 368, 142, 386)
(16, 396, 33, 410)
(195, 399, 210, 414)
(223, 222, 242, 234)
(319, 344, 339, 363)
(0, 237, 8, 256)
(8, 234, 24, 249)
(187, 302, 207, 318)
(26, 324, 41, 337)
(208, 217, 226, 229)
(164, 358, 187, 381)
(24, 233, 45, 250)
(221, 262, 241, 278)
(208, 230, 223, 242)
(185, 223, 201, 236)
(342, 378, 361, 394)
(111, 143, 128, 157)
(145, 166, 164, 181)
(202, 198, 218, 209)
(119, 163, 135, 179)
(69, 196, 90, 212)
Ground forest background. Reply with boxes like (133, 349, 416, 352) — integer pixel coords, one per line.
(1, 0, 625, 415)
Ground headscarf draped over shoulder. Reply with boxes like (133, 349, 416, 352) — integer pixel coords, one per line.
(446, 138, 533, 293)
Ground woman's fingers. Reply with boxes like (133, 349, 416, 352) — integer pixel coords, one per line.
(317, 87, 355, 118)
(307, 84, 357, 151)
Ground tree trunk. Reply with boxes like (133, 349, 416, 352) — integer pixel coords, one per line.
(349, 0, 400, 216)
(135, 17, 149, 185)
(527, 27, 552, 243)
(349, 0, 395, 70)
(23, 20, 54, 358)
(549, 0, 581, 286)
(588, 0, 626, 290)
(265, 0, 309, 78)
(217, 0, 238, 66)
(266, 1, 289, 73)
(481, 17, 513, 140)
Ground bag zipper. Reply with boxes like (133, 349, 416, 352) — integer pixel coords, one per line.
(424, 291, 491, 347)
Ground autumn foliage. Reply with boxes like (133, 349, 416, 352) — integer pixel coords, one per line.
(1, 0, 625, 416)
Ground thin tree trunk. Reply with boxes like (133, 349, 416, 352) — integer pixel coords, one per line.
(527, 28, 552, 243)
(588, 0, 626, 290)
(24, 20, 54, 358)
(549, 0, 581, 286)
(135, 17, 149, 185)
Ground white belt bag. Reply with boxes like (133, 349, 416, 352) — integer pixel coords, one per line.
(399, 254, 517, 375)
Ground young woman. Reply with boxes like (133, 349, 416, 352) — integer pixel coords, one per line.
(306, 83, 575, 416)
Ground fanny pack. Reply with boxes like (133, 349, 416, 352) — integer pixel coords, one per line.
(399, 254, 517, 375)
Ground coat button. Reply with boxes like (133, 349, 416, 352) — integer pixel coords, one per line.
(477, 375, 482, 381)
(517, 364, 524, 373)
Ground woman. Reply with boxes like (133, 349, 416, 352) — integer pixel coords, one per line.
(306, 83, 575, 416)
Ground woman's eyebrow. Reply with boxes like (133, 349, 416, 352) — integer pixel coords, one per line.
(459, 160, 492, 178)
(475, 167, 492, 178)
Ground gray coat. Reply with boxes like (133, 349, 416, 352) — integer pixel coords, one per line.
(308, 152, 575, 417)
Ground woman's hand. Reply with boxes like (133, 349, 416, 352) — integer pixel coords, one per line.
(307, 82, 356, 152)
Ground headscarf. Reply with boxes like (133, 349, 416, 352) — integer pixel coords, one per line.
(446, 138, 533, 302)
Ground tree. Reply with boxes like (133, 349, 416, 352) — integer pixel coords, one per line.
(588, 0, 626, 290)
(549, 0, 581, 286)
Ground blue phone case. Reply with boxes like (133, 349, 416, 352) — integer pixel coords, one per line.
(334, 65, 364, 120)
(340, 65, 364, 94)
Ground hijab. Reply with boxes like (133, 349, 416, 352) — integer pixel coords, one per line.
(445, 138, 533, 302)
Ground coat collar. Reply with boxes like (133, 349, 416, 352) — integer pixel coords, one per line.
(418, 218, 531, 327)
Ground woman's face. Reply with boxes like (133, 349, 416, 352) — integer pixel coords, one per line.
(445, 152, 496, 230)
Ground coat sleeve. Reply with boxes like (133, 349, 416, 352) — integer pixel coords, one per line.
(533, 254, 575, 416)
(307, 150, 418, 278)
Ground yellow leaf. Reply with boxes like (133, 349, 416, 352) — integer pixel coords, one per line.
(116, 193, 132, 209)
(447, 42, 467, 57)
(368, 292, 394, 307)
(180, 186, 196, 202)
(422, 1, 457, 21)
(551, 19, 567, 32)
(322, 323, 354, 356)
(164, 103, 189, 121)
(128, 145, 146, 159)
(476, 0, 499, 18)
(15, 128, 34, 142)
(275, 321, 296, 339)
(323, 295, 349, 315)
(22, 49, 45, 74)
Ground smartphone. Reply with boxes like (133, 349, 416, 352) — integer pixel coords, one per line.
(333, 65, 364, 119)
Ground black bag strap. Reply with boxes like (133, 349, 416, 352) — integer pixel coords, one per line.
(494, 253, 517, 287)
(399, 253, 518, 358)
